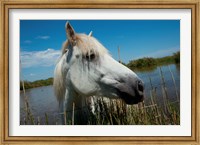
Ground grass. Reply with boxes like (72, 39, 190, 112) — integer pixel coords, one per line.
(21, 65, 180, 125)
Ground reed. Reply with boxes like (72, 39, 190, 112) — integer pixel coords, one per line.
(45, 113, 49, 125)
(84, 66, 180, 125)
(168, 65, 179, 102)
(21, 66, 180, 125)
(72, 102, 75, 125)
(21, 79, 35, 125)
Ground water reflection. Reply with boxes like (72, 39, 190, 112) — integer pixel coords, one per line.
(20, 86, 59, 125)
(134, 64, 180, 105)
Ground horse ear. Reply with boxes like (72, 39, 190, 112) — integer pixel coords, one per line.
(88, 31, 93, 37)
(65, 22, 76, 45)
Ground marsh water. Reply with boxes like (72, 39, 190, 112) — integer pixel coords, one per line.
(20, 64, 180, 125)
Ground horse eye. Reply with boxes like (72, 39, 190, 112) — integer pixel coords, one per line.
(86, 53, 95, 60)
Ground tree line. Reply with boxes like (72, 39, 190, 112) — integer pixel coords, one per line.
(20, 51, 180, 90)
(20, 77, 53, 90)
(126, 51, 180, 70)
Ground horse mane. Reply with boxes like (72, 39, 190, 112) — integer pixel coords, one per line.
(53, 33, 109, 104)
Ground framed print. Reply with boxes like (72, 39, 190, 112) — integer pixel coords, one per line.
(0, 0, 199, 144)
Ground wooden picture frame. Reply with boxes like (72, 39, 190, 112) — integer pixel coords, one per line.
(0, 0, 199, 144)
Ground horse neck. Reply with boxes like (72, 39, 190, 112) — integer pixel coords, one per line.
(63, 89, 92, 124)
(64, 88, 87, 112)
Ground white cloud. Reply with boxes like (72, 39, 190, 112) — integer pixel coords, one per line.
(30, 73, 35, 76)
(36, 35, 50, 40)
(20, 48, 60, 68)
(24, 40, 32, 43)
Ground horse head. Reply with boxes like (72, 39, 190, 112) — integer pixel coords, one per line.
(54, 22, 144, 106)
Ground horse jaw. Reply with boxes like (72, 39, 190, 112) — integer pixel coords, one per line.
(97, 55, 144, 104)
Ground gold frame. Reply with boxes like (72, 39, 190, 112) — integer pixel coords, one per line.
(0, 0, 199, 144)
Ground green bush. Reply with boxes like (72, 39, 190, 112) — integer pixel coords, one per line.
(173, 51, 180, 63)
(126, 51, 180, 70)
(127, 57, 156, 69)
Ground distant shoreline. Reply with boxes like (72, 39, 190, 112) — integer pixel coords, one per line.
(20, 78, 53, 90)
(126, 51, 180, 70)
(20, 52, 180, 90)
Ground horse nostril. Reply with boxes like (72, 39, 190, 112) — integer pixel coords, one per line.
(137, 80, 144, 92)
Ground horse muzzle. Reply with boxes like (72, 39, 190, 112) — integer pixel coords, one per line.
(116, 79, 144, 105)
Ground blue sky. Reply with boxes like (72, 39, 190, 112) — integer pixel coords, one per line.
(20, 20, 180, 82)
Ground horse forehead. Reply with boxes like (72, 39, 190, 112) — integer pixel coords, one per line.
(76, 34, 108, 55)
(77, 35, 95, 49)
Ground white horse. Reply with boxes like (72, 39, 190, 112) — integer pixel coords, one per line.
(53, 22, 144, 124)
